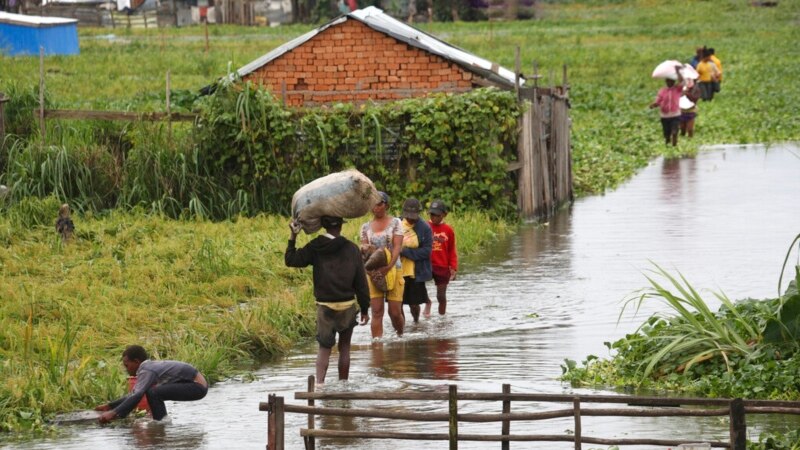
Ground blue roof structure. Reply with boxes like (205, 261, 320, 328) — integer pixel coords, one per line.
(0, 12, 79, 56)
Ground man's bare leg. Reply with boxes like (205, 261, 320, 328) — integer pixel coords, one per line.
(316, 345, 332, 385)
(337, 327, 354, 380)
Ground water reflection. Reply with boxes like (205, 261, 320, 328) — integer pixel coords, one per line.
(369, 338, 459, 381)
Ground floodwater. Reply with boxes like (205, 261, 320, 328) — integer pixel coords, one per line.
(5, 143, 800, 450)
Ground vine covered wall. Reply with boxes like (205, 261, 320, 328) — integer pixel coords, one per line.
(194, 81, 522, 217)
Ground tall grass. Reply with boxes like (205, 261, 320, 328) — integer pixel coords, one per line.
(0, 201, 511, 432)
(621, 264, 761, 377)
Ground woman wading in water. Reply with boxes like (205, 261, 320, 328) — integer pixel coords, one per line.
(360, 192, 405, 338)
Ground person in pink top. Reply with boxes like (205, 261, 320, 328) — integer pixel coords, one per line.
(424, 199, 458, 317)
(649, 65, 684, 147)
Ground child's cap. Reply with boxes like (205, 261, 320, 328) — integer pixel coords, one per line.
(402, 198, 422, 220)
(429, 200, 448, 215)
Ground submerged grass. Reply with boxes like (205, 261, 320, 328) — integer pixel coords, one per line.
(0, 200, 510, 432)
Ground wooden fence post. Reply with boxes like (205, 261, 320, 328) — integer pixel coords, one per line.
(729, 398, 746, 450)
(449, 384, 458, 450)
(0, 92, 8, 143)
(306, 375, 315, 450)
(166, 70, 172, 145)
(266, 394, 286, 450)
(267, 394, 276, 450)
(501, 384, 510, 450)
(38, 47, 46, 148)
(573, 397, 581, 450)
(514, 46, 520, 101)
(274, 396, 285, 450)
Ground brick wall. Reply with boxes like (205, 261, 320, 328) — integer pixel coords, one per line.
(243, 19, 475, 106)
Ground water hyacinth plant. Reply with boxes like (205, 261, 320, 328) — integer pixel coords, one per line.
(563, 236, 800, 401)
(619, 264, 761, 378)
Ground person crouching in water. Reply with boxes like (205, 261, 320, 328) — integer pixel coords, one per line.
(650, 65, 684, 147)
(285, 215, 370, 386)
(96, 345, 208, 423)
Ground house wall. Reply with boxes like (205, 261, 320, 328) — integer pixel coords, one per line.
(243, 19, 474, 106)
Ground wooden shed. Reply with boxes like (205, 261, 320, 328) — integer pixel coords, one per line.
(236, 6, 520, 106)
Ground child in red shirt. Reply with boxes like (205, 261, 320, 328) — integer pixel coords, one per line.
(425, 199, 458, 316)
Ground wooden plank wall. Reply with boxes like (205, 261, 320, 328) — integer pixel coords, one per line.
(516, 87, 573, 220)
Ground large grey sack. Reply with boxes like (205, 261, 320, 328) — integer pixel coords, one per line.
(291, 169, 380, 234)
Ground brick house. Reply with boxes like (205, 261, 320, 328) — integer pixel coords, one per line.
(236, 6, 520, 106)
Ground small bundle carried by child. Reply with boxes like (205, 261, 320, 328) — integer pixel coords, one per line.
(291, 169, 380, 234)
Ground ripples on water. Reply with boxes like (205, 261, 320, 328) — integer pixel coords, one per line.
(6, 144, 800, 449)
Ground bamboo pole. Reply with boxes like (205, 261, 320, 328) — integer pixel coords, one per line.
(449, 385, 458, 450)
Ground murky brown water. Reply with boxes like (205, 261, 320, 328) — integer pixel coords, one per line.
(6, 143, 800, 449)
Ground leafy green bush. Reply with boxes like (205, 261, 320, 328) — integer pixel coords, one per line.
(194, 82, 522, 217)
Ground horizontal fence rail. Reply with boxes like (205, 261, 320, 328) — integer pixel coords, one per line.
(260, 376, 800, 450)
(39, 109, 197, 122)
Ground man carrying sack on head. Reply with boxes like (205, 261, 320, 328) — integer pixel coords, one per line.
(285, 215, 370, 387)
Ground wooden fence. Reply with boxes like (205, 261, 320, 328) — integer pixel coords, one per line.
(260, 376, 800, 450)
(511, 64, 573, 221)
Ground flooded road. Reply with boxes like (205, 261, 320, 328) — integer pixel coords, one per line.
(7, 143, 800, 449)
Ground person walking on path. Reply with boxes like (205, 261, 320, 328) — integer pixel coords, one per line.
(360, 192, 405, 338)
(399, 198, 433, 324)
(696, 49, 721, 101)
(680, 78, 702, 138)
(95, 345, 208, 423)
(424, 199, 457, 317)
(708, 48, 723, 93)
(650, 65, 684, 146)
(286, 215, 370, 385)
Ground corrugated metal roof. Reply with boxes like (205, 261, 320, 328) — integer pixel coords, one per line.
(0, 11, 78, 27)
(236, 6, 521, 88)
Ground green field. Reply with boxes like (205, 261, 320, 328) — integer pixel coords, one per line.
(1, 0, 799, 435)
(2, 0, 799, 195)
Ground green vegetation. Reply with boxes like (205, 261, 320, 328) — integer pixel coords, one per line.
(2, 0, 799, 198)
(1, 0, 798, 439)
(0, 195, 512, 432)
(562, 236, 800, 447)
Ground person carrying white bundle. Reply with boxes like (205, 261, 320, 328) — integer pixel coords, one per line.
(291, 169, 380, 234)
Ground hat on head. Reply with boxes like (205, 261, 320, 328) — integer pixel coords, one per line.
(402, 198, 422, 220)
(320, 216, 345, 229)
(429, 199, 447, 215)
(377, 191, 390, 205)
